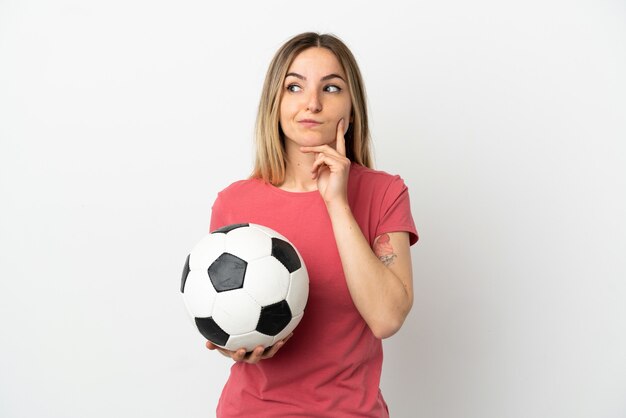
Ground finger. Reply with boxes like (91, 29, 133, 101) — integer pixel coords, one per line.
(211, 345, 235, 359)
(217, 348, 234, 358)
(311, 153, 327, 177)
(300, 144, 339, 155)
(232, 348, 247, 362)
(312, 157, 336, 180)
(245, 346, 266, 364)
(336, 118, 346, 157)
(312, 152, 346, 176)
(311, 151, 341, 170)
(262, 341, 284, 359)
(206, 341, 231, 358)
(262, 333, 294, 359)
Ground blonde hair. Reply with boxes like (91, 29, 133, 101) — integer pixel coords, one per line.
(251, 32, 373, 185)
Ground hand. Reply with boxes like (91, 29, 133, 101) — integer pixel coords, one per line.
(205, 333, 293, 364)
(300, 119, 351, 205)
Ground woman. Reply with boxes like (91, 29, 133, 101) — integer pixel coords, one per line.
(207, 32, 418, 417)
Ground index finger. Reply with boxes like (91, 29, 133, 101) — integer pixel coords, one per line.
(336, 118, 346, 157)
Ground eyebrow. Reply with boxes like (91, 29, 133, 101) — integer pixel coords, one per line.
(285, 72, 346, 82)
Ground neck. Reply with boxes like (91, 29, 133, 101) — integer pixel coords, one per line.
(280, 153, 317, 192)
(279, 141, 318, 192)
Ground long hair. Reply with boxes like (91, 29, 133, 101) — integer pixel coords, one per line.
(251, 32, 373, 185)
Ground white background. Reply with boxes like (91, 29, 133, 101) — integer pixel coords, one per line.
(1, 0, 625, 417)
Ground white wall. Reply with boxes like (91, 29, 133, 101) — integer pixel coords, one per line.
(1, 1, 625, 417)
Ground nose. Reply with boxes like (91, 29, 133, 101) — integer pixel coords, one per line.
(306, 90, 322, 113)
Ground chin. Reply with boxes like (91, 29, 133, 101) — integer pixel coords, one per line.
(300, 134, 335, 147)
(283, 129, 334, 148)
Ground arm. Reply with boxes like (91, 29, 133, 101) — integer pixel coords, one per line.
(301, 120, 414, 339)
(327, 204, 413, 339)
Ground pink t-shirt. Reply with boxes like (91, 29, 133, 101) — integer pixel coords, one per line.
(209, 163, 418, 417)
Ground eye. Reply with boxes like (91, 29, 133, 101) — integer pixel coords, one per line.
(324, 84, 342, 93)
(286, 84, 302, 92)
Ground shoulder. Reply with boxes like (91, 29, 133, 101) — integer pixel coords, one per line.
(211, 178, 270, 213)
(215, 177, 266, 200)
(210, 177, 271, 231)
(349, 163, 408, 193)
(350, 163, 404, 182)
(348, 163, 418, 245)
(348, 163, 412, 215)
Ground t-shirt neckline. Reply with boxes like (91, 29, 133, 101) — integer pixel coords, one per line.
(263, 181, 321, 198)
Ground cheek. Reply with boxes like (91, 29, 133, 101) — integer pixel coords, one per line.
(279, 102, 299, 137)
(279, 100, 298, 123)
(345, 102, 353, 119)
(337, 99, 352, 121)
(279, 99, 286, 120)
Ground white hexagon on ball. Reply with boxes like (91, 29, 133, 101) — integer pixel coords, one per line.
(253, 223, 289, 241)
(182, 270, 217, 318)
(244, 256, 290, 306)
(225, 331, 274, 352)
(286, 267, 309, 316)
(189, 233, 226, 272)
(212, 289, 261, 335)
(224, 225, 272, 262)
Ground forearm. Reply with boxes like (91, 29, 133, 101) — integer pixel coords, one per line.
(326, 200, 413, 339)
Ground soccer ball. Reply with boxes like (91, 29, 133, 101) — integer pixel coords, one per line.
(180, 223, 309, 351)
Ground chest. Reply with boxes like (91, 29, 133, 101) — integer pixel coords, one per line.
(223, 194, 370, 315)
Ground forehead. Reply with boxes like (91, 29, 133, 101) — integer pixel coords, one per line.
(287, 47, 346, 77)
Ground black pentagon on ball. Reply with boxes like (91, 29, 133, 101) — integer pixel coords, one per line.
(208, 252, 248, 292)
(256, 300, 292, 336)
(180, 254, 190, 293)
(212, 223, 249, 234)
(195, 317, 230, 347)
(271, 238, 301, 273)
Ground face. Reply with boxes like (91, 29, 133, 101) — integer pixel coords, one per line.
(279, 47, 352, 150)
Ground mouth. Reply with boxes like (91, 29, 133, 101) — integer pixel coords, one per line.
(298, 119, 322, 128)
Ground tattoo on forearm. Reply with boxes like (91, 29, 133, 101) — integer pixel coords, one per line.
(374, 233, 397, 266)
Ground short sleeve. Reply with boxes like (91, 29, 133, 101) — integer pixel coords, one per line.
(376, 176, 419, 245)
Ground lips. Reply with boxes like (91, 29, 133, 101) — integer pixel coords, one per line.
(298, 119, 322, 128)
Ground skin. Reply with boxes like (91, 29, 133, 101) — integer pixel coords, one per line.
(373, 233, 397, 266)
(279, 47, 353, 192)
(301, 120, 414, 340)
(207, 47, 413, 363)
(206, 333, 293, 363)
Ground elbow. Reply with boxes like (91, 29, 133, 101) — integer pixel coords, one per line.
(370, 320, 403, 340)
(366, 289, 414, 339)
(368, 306, 411, 340)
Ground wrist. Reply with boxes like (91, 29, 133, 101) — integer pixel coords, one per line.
(325, 198, 354, 226)
(324, 195, 349, 210)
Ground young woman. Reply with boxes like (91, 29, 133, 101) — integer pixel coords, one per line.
(207, 32, 418, 417)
